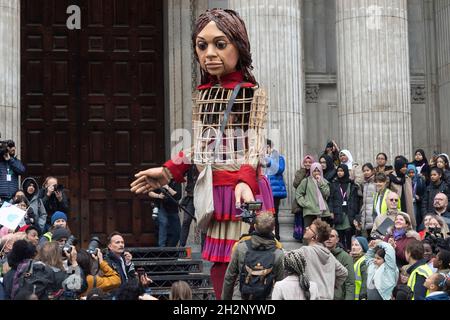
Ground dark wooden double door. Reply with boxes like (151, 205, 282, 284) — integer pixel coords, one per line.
(21, 0, 164, 246)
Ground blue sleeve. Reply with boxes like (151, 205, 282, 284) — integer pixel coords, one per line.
(413, 275, 427, 300)
(8, 158, 25, 176)
(276, 156, 285, 175)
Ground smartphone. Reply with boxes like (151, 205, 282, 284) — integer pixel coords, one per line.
(55, 184, 64, 192)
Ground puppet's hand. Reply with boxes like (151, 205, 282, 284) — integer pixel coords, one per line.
(130, 167, 170, 194)
(235, 182, 255, 208)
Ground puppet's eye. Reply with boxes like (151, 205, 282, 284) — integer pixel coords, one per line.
(216, 41, 228, 50)
(197, 42, 207, 51)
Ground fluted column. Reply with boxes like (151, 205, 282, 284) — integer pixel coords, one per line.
(436, 0, 450, 152)
(0, 0, 20, 150)
(336, 0, 412, 164)
(229, 0, 304, 249)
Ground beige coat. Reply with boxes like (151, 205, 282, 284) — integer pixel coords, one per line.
(389, 174, 416, 229)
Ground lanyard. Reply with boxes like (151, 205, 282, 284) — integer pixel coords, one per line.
(340, 186, 347, 200)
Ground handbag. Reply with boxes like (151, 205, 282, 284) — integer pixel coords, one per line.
(194, 83, 243, 232)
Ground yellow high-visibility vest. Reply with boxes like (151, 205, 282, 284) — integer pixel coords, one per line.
(354, 256, 366, 300)
(407, 264, 433, 300)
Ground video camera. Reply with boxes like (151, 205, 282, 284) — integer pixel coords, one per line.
(236, 201, 263, 224)
(86, 236, 101, 255)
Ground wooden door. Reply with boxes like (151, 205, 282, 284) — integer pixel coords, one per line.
(21, 0, 164, 246)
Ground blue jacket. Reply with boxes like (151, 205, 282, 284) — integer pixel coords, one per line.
(264, 153, 287, 199)
(425, 292, 450, 300)
(0, 157, 26, 199)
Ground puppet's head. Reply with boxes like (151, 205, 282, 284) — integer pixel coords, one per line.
(192, 9, 255, 84)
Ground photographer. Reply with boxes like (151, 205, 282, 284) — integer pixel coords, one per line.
(39, 176, 70, 231)
(77, 248, 121, 298)
(0, 140, 25, 204)
(149, 181, 182, 247)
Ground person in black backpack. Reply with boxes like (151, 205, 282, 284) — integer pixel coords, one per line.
(222, 212, 284, 300)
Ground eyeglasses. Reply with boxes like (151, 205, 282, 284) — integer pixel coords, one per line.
(389, 199, 399, 202)
(306, 226, 317, 236)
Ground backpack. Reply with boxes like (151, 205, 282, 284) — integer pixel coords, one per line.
(239, 240, 276, 300)
(11, 260, 55, 300)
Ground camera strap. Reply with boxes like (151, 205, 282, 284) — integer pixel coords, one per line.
(213, 83, 243, 158)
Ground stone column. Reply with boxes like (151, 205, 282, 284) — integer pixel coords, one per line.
(0, 0, 20, 152)
(436, 0, 450, 152)
(336, 0, 412, 164)
(229, 0, 305, 249)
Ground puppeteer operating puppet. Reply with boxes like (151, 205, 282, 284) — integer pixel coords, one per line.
(130, 9, 274, 298)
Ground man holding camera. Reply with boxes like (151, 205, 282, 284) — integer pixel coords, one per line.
(39, 176, 70, 231)
(0, 140, 25, 204)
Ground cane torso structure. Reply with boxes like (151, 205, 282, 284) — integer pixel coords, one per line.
(192, 86, 267, 171)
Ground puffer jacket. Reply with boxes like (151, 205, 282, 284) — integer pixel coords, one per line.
(0, 157, 25, 200)
(22, 177, 47, 232)
(264, 152, 287, 199)
(359, 176, 377, 230)
(222, 233, 284, 300)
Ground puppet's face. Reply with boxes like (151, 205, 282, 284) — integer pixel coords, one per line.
(195, 21, 239, 79)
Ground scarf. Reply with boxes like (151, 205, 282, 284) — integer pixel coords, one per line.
(393, 228, 406, 241)
(340, 150, 353, 168)
(310, 163, 327, 211)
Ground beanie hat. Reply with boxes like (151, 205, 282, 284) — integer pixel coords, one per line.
(355, 236, 369, 253)
(51, 211, 67, 225)
(51, 227, 71, 241)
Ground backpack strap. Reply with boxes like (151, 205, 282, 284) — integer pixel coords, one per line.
(93, 275, 97, 288)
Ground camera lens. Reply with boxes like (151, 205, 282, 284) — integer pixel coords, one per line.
(87, 236, 101, 255)
(62, 235, 76, 255)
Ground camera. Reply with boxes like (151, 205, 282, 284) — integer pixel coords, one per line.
(62, 235, 77, 255)
(53, 184, 64, 192)
(236, 201, 262, 224)
(86, 236, 101, 255)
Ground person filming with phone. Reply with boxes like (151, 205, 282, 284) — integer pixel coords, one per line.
(0, 139, 26, 204)
(39, 176, 70, 232)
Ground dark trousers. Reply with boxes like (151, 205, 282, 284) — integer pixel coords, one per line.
(338, 228, 353, 252)
(273, 198, 281, 240)
(179, 196, 206, 249)
(158, 206, 181, 247)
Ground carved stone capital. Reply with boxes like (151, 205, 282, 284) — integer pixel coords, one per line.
(411, 85, 426, 104)
(305, 85, 320, 103)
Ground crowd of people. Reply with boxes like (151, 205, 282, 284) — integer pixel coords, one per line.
(244, 141, 450, 300)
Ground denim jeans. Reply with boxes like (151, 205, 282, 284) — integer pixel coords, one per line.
(157, 205, 181, 247)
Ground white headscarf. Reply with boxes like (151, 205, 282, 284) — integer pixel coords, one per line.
(339, 149, 354, 168)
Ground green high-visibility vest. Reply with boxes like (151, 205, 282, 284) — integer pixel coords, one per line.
(354, 256, 366, 300)
(407, 264, 433, 300)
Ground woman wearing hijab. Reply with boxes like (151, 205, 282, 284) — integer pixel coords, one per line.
(436, 154, 450, 185)
(272, 250, 319, 300)
(328, 164, 359, 250)
(292, 155, 315, 215)
(295, 162, 331, 228)
(389, 156, 416, 230)
(319, 154, 337, 183)
(412, 149, 431, 184)
(339, 150, 364, 188)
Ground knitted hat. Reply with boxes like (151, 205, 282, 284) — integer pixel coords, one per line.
(51, 227, 71, 241)
(355, 236, 369, 253)
(51, 211, 67, 225)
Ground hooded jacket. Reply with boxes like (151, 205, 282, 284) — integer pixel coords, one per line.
(366, 241, 399, 300)
(22, 177, 47, 232)
(222, 233, 284, 300)
(294, 243, 348, 300)
(331, 246, 355, 300)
